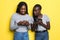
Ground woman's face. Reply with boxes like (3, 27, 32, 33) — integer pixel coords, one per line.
(20, 5, 26, 15)
(34, 7, 41, 16)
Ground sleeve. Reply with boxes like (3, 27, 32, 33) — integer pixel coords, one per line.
(45, 15, 50, 22)
(29, 17, 34, 24)
(10, 15, 19, 30)
(28, 17, 34, 30)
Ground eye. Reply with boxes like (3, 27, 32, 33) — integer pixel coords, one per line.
(20, 5, 26, 10)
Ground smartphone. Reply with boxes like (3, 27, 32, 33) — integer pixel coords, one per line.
(38, 19, 42, 21)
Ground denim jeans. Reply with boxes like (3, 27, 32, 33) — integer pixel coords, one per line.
(14, 32, 29, 40)
(35, 31, 49, 40)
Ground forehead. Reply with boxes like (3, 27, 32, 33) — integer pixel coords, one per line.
(34, 7, 40, 10)
(21, 5, 26, 8)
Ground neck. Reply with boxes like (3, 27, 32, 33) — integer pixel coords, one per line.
(20, 14, 26, 15)
(18, 13, 26, 15)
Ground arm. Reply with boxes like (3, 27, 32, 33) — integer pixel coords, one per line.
(38, 15, 50, 30)
(10, 16, 19, 31)
(38, 22, 50, 30)
(31, 22, 38, 31)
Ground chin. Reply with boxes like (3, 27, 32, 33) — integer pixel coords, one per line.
(22, 13, 25, 15)
(35, 15, 37, 16)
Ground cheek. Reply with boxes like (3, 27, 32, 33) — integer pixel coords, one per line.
(20, 9, 26, 13)
(21, 9, 26, 11)
(34, 11, 37, 14)
(36, 10, 40, 13)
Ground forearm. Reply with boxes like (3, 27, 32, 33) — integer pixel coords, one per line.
(41, 23, 50, 29)
(10, 25, 19, 30)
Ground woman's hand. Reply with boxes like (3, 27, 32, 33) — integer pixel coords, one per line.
(23, 21, 29, 26)
(17, 21, 23, 26)
(38, 20, 43, 25)
(17, 21, 29, 26)
(37, 15, 43, 25)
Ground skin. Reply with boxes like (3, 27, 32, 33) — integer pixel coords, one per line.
(33, 7, 50, 30)
(17, 5, 29, 26)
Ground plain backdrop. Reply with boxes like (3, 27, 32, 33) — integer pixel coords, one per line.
(0, 0, 60, 40)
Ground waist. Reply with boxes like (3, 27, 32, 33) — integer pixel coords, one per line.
(35, 30, 47, 33)
(16, 26, 28, 32)
(37, 25, 46, 31)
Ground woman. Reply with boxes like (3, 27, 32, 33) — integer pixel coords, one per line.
(10, 2, 33, 40)
(32, 4, 50, 40)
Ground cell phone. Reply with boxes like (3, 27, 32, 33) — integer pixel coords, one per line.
(38, 19, 42, 21)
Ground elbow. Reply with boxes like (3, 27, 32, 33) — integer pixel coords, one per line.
(10, 26, 15, 31)
(10, 27, 14, 31)
(47, 26, 50, 30)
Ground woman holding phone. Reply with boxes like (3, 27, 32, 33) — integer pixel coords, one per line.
(10, 2, 33, 40)
(32, 4, 50, 40)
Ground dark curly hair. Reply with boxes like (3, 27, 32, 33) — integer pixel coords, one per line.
(16, 2, 28, 14)
(33, 4, 42, 21)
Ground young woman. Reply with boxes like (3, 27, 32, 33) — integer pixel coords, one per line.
(10, 2, 33, 40)
(32, 4, 50, 40)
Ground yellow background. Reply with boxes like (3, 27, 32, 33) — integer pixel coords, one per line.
(0, 0, 60, 40)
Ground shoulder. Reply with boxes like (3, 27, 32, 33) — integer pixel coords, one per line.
(26, 14, 34, 20)
(12, 13, 19, 17)
(27, 14, 33, 19)
(43, 14, 50, 22)
(12, 13, 18, 16)
(11, 13, 18, 19)
(25, 14, 31, 18)
(25, 14, 30, 16)
(43, 14, 49, 18)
